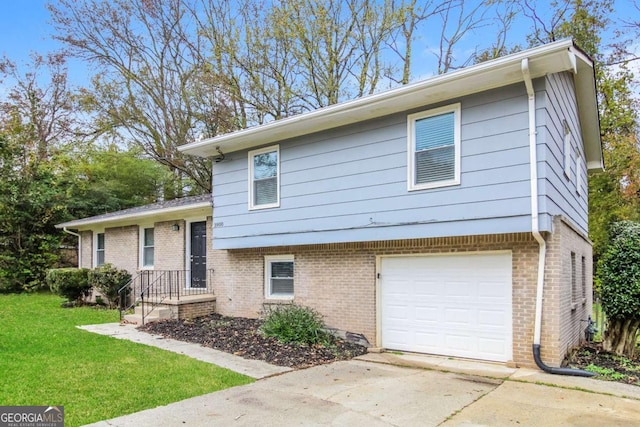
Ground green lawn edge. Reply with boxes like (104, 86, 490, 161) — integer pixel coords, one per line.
(0, 293, 254, 427)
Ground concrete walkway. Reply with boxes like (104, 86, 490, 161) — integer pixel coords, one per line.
(80, 323, 640, 426)
(78, 323, 291, 379)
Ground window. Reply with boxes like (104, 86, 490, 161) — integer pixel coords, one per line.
(408, 104, 461, 191)
(571, 251, 577, 306)
(249, 145, 280, 209)
(142, 227, 154, 268)
(563, 121, 572, 178)
(96, 233, 105, 266)
(581, 256, 587, 303)
(265, 255, 294, 299)
(576, 154, 583, 196)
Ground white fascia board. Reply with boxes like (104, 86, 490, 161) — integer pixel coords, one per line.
(180, 39, 587, 158)
(55, 202, 212, 230)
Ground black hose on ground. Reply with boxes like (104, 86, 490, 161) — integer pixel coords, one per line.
(532, 344, 596, 377)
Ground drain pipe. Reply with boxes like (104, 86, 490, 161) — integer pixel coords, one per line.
(62, 227, 82, 268)
(521, 58, 595, 377)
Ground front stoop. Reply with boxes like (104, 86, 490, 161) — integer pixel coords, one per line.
(123, 306, 171, 325)
(122, 294, 216, 325)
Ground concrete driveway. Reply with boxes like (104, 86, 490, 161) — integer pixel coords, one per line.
(82, 324, 640, 426)
(86, 359, 640, 427)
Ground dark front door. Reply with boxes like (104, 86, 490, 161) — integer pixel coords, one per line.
(190, 221, 207, 288)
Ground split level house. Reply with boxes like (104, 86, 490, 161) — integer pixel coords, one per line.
(59, 39, 602, 368)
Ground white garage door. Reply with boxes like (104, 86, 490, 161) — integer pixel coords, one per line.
(380, 253, 512, 362)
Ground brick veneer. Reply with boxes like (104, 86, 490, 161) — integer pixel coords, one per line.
(80, 231, 93, 269)
(104, 225, 139, 273)
(543, 216, 593, 365)
(210, 219, 593, 368)
(154, 220, 186, 271)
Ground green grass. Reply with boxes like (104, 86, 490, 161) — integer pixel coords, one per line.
(0, 293, 253, 427)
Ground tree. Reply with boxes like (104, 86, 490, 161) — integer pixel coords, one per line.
(58, 145, 171, 219)
(0, 133, 64, 292)
(49, 0, 220, 196)
(0, 53, 78, 292)
(596, 221, 640, 357)
(0, 53, 77, 162)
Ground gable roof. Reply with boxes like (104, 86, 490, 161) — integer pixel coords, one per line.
(55, 194, 212, 230)
(180, 39, 603, 171)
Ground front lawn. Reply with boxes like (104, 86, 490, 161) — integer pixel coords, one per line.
(0, 293, 253, 427)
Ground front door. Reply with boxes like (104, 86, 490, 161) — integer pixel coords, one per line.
(190, 221, 207, 288)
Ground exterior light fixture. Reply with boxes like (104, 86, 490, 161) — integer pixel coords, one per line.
(171, 224, 180, 231)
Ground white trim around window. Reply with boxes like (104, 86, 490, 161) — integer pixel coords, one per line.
(94, 229, 105, 268)
(563, 120, 572, 179)
(248, 145, 280, 210)
(576, 154, 583, 197)
(407, 103, 461, 191)
(264, 255, 294, 300)
(139, 225, 155, 269)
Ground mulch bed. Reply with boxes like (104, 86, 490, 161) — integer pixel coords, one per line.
(139, 313, 368, 369)
(565, 342, 640, 385)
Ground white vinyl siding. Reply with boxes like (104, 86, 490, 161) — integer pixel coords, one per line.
(265, 255, 294, 299)
(96, 232, 105, 267)
(249, 145, 280, 210)
(141, 227, 154, 268)
(408, 104, 461, 191)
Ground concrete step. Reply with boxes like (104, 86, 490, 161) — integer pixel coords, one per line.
(133, 305, 171, 319)
(123, 307, 171, 325)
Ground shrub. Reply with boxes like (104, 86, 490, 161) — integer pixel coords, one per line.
(46, 268, 91, 304)
(597, 220, 640, 357)
(89, 264, 132, 308)
(260, 304, 332, 346)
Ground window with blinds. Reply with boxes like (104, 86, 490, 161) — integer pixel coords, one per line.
(249, 145, 280, 209)
(407, 104, 461, 191)
(265, 255, 294, 299)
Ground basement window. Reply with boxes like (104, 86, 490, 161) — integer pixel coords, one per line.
(265, 255, 294, 299)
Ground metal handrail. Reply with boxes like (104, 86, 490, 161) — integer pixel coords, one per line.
(118, 269, 214, 324)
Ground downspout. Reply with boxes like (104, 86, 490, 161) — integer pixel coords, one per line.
(62, 227, 81, 268)
(521, 58, 595, 377)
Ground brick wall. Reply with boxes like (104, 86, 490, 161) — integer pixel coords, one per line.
(104, 225, 139, 276)
(178, 300, 216, 319)
(80, 231, 93, 269)
(154, 220, 186, 271)
(544, 216, 593, 364)
(211, 233, 540, 366)
(210, 226, 593, 367)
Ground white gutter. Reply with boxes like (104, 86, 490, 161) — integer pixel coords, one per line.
(56, 201, 211, 229)
(62, 227, 82, 268)
(522, 61, 548, 349)
(522, 58, 596, 377)
(521, 58, 546, 345)
(181, 39, 588, 158)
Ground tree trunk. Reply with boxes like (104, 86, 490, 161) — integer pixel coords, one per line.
(602, 318, 640, 358)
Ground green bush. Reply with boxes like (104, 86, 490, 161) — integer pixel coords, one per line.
(260, 304, 332, 346)
(46, 268, 91, 304)
(89, 264, 132, 308)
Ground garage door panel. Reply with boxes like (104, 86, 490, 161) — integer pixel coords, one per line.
(381, 253, 512, 362)
(444, 308, 472, 325)
(478, 309, 509, 327)
(444, 334, 473, 352)
(415, 307, 439, 322)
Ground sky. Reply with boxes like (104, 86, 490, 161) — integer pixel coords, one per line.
(0, 0, 638, 94)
